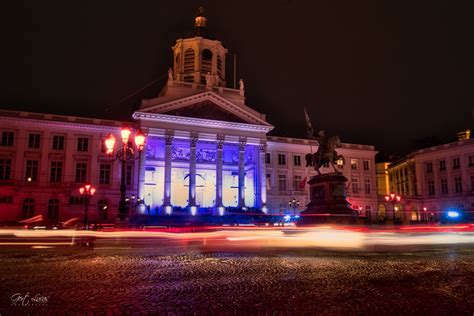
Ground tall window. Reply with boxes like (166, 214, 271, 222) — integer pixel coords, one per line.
(47, 199, 60, 220)
(266, 173, 271, 190)
(439, 160, 446, 171)
(453, 157, 460, 169)
(336, 158, 344, 168)
(50, 161, 63, 183)
(441, 178, 448, 194)
(1, 131, 14, 146)
(201, 49, 213, 75)
(22, 198, 35, 218)
(471, 175, 474, 192)
(52, 135, 65, 150)
(454, 176, 462, 193)
(98, 200, 108, 220)
(77, 137, 89, 152)
(363, 160, 370, 171)
(25, 160, 39, 182)
(0, 159, 11, 180)
(469, 155, 474, 166)
(217, 55, 222, 77)
(294, 155, 301, 166)
(183, 48, 195, 80)
(278, 154, 286, 165)
(352, 178, 359, 194)
(426, 162, 433, 173)
(28, 133, 41, 148)
(278, 174, 287, 191)
(126, 164, 133, 186)
(428, 180, 435, 196)
(75, 162, 87, 183)
(364, 179, 371, 194)
(265, 153, 271, 164)
(99, 164, 111, 184)
(294, 175, 302, 190)
(351, 159, 358, 170)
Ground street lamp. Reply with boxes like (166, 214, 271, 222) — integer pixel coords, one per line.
(104, 127, 146, 221)
(79, 183, 96, 230)
(288, 198, 300, 216)
(384, 193, 401, 224)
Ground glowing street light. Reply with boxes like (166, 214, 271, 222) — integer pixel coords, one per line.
(385, 193, 402, 224)
(288, 198, 301, 216)
(79, 183, 96, 230)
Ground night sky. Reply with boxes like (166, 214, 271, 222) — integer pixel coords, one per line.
(2, 1, 473, 154)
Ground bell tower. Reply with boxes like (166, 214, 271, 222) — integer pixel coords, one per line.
(172, 7, 227, 87)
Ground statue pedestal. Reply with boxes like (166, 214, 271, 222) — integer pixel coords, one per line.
(298, 173, 357, 225)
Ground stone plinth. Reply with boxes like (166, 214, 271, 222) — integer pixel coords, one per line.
(298, 173, 357, 225)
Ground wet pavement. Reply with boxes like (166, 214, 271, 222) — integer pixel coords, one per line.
(0, 241, 473, 315)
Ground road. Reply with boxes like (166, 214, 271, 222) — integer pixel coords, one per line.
(0, 236, 473, 315)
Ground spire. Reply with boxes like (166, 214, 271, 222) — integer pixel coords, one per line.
(195, 6, 207, 29)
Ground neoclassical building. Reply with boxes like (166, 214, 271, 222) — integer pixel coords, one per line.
(0, 12, 378, 223)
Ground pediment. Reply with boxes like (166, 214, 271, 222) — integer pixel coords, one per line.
(139, 91, 271, 126)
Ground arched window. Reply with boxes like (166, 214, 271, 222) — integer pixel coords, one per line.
(217, 55, 222, 78)
(201, 49, 213, 75)
(22, 198, 35, 219)
(47, 199, 60, 220)
(98, 200, 108, 220)
(183, 48, 195, 73)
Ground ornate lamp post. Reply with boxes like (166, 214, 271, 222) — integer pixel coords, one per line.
(384, 193, 402, 224)
(288, 198, 300, 216)
(104, 127, 146, 221)
(79, 183, 96, 230)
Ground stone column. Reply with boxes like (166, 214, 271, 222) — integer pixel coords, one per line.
(162, 135, 173, 214)
(137, 145, 146, 199)
(188, 136, 198, 210)
(238, 138, 246, 209)
(259, 142, 268, 212)
(214, 135, 225, 213)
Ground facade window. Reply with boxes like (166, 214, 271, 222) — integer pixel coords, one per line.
(183, 48, 195, 74)
(428, 180, 435, 196)
(52, 135, 65, 150)
(265, 153, 271, 164)
(294, 155, 301, 166)
(27, 133, 41, 148)
(266, 173, 271, 190)
(441, 178, 448, 195)
(50, 161, 63, 183)
(454, 176, 462, 193)
(469, 155, 474, 166)
(352, 178, 359, 194)
(77, 137, 89, 152)
(439, 160, 446, 171)
(363, 160, 370, 171)
(99, 164, 111, 185)
(364, 179, 371, 194)
(75, 162, 87, 183)
(278, 174, 287, 192)
(0, 159, 11, 180)
(47, 199, 60, 220)
(201, 49, 213, 77)
(25, 160, 39, 182)
(0, 195, 13, 203)
(294, 175, 302, 190)
(22, 198, 35, 218)
(1, 131, 14, 146)
(98, 200, 108, 220)
(426, 162, 433, 173)
(278, 154, 286, 165)
(336, 158, 344, 168)
(471, 175, 474, 192)
(453, 157, 460, 169)
(350, 159, 358, 170)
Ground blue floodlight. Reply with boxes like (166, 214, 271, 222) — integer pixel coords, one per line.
(447, 211, 460, 218)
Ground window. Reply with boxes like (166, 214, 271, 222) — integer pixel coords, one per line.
(453, 157, 460, 169)
(428, 180, 435, 196)
(351, 159, 358, 170)
(183, 48, 195, 78)
(98, 200, 108, 220)
(50, 161, 63, 183)
(75, 162, 87, 183)
(336, 158, 344, 168)
(293, 155, 301, 166)
(455, 176, 462, 193)
(471, 175, 474, 192)
(47, 199, 60, 220)
(294, 175, 302, 190)
(1, 131, 14, 146)
(365, 205, 372, 219)
(99, 164, 111, 185)
(441, 178, 448, 194)
(278, 174, 287, 191)
(352, 178, 359, 194)
(69, 196, 85, 204)
(22, 198, 35, 218)
(363, 160, 370, 171)
(28, 133, 41, 148)
(52, 135, 65, 150)
(0, 195, 13, 203)
(265, 153, 271, 164)
(439, 160, 446, 171)
(77, 137, 89, 152)
(266, 173, 271, 190)
(201, 49, 213, 75)
(364, 179, 371, 194)
(469, 155, 474, 166)
(25, 160, 39, 182)
(126, 164, 133, 186)
(0, 159, 11, 180)
(426, 162, 433, 173)
(278, 154, 286, 165)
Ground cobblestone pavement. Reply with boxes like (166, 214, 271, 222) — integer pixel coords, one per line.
(0, 242, 473, 315)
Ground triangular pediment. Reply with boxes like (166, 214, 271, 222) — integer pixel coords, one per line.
(138, 91, 271, 126)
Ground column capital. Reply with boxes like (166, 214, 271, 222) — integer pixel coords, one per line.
(165, 135, 173, 146)
(259, 142, 267, 152)
(190, 136, 199, 148)
(238, 137, 247, 151)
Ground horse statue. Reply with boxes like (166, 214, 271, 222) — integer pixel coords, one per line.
(305, 135, 344, 175)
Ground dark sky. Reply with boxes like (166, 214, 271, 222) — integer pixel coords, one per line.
(2, 1, 473, 154)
